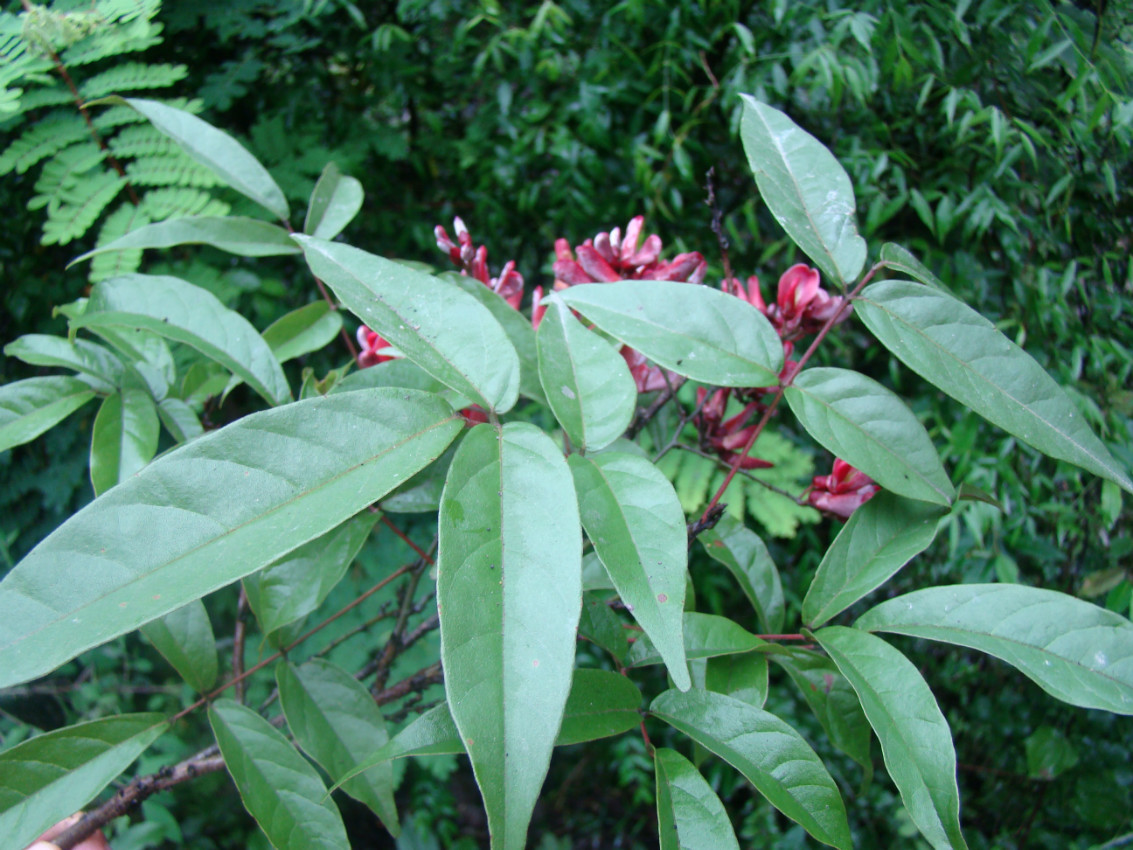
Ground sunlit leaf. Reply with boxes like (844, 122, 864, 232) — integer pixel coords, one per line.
(879, 243, 948, 291)
(655, 748, 741, 850)
(0, 376, 97, 454)
(0, 389, 461, 688)
(71, 216, 300, 265)
(627, 613, 763, 669)
(305, 162, 364, 240)
(3, 334, 124, 393)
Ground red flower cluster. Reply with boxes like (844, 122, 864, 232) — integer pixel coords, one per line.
(694, 388, 773, 470)
(807, 459, 880, 519)
(435, 216, 524, 310)
(722, 264, 850, 341)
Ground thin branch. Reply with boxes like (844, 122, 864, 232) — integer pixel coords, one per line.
(233, 586, 248, 704)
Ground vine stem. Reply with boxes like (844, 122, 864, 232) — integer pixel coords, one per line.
(700, 262, 886, 522)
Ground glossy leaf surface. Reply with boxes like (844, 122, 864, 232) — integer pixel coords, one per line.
(114, 97, 289, 220)
(802, 492, 947, 628)
(558, 281, 782, 387)
(651, 689, 852, 849)
(0, 713, 167, 850)
(785, 367, 954, 505)
(277, 660, 398, 835)
(209, 701, 348, 850)
(71, 216, 300, 264)
(655, 748, 741, 850)
(627, 613, 763, 668)
(539, 296, 637, 451)
(704, 652, 769, 709)
(857, 280, 1133, 493)
(569, 451, 689, 688)
(89, 384, 159, 496)
(857, 585, 1133, 714)
(0, 389, 461, 688)
(296, 236, 520, 413)
(739, 95, 867, 287)
(72, 274, 291, 407)
(815, 627, 967, 850)
(0, 376, 96, 454)
(438, 423, 581, 849)
(699, 516, 784, 633)
(305, 162, 364, 240)
(140, 600, 217, 692)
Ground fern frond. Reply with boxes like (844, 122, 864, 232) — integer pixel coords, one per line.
(107, 123, 178, 159)
(29, 141, 106, 210)
(126, 154, 225, 188)
(41, 168, 125, 245)
(0, 110, 88, 175)
(2, 84, 73, 119)
(89, 200, 151, 282)
(140, 187, 230, 221)
(61, 0, 164, 66)
(79, 61, 187, 99)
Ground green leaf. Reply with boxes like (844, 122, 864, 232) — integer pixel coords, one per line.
(4, 334, 124, 392)
(438, 422, 582, 849)
(654, 748, 741, 850)
(1025, 726, 1079, 780)
(802, 492, 947, 628)
(244, 512, 378, 636)
(558, 281, 783, 387)
(627, 613, 763, 669)
(89, 384, 160, 496)
(698, 516, 784, 633)
(539, 296, 637, 451)
(0, 376, 97, 454)
(856, 584, 1133, 714)
(295, 236, 520, 414)
(72, 274, 292, 407)
(739, 95, 867, 287)
(157, 397, 204, 443)
(277, 660, 398, 836)
(856, 280, 1133, 493)
(785, 367, 955, 505)
(772, 648, 872, 780)
(704, 651, 769, 709)
(443, 272, 545, 406)
(814, 627, 967, 850)
(304, 162, 364, 240)
(579, 590, 629, 664)
(569, 452, 689, 688)
(140, 600, 217, 692)
(209, 700, 349, 850)
(879, 244, 948, 291)
(108, 97, 290, 221)
(71, 216, 300, 265)
(0, 388, 461, 689)
(651, 689, 851, 850)
(0, 713, 167, 850)
(333, 669, 640, 788)
(262, 301, 343, 364)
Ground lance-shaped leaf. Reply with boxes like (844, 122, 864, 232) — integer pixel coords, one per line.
(856, 280, 1133, 493)
(558, 281, 782, 387)
(785, 367, 955, 506)
(651, 689, 851, 850)
(655, 748, 742, 850)
(627, 613, 764, 669)
(579, 590, 629, 664)
(704, 651, 769, 709)
(4, 334, 124, 392)
(739, 95, 867, 287)
(157, 397, 203, 443)
(209, 700, 349, 850)
(244, 512, 378, 636)
(71, 274, 291, 407)
(0, 376, 97, 454)
(698, 516, 784, 633)
(879, 244, 948, 291)
(305, 162, 364, 240)
(570, 452, 689, 688)
(438, 422, 582, 849)
(332, 669, 642, 788)
(70, 216, 300, 265)
(539, 297, 637, 451)
(262, 301, 343, 364)
(814, 627, 967, 850)
(771, 648, 872, 779)
(0, 388, 461, 689)
(802, 492, 947, 628)
(856, 585, 1133, 715)
(0, 713, 167, 850)
(443, 273, 546, 406)
(277, 660, 398, 836)
(140, 599, 217, 692)
(89, 383, 159, 496)
(104, 97, 290, 221)
(296, 236, 520, 414)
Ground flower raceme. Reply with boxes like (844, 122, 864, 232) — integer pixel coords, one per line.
(722, 264, 850, 341)
(807, 459, 880, 519)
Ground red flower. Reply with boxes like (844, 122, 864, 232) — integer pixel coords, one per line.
(808, 459, 880, 519)
(621, 346, 682, 394)
(722, 265, 851, 340)
(435, 217, 525, 309)
(356, 325, 396, 368)
(552, 215, 706, 288)
(694, 387, 773, 470)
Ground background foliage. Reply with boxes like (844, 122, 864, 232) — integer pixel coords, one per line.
(1, 0, 1131, 848)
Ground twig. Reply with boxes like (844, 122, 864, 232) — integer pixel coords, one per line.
(233, 586, 248, 704)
